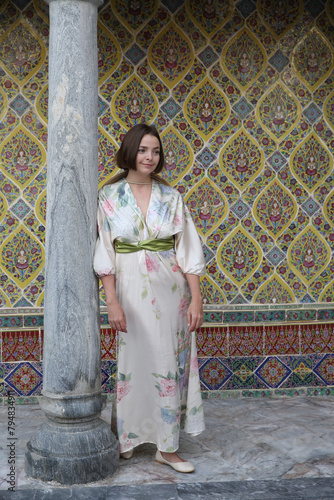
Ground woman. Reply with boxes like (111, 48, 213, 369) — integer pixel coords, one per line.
(94, 123, 205, 473)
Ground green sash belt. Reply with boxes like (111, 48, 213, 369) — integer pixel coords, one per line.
(115, 236, 174, 254)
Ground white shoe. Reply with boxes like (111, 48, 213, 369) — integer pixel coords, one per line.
(120, 449, 133, 459)
(155, 450, 195, 473)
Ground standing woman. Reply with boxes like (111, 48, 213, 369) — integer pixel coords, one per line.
(94, 123, 205, 473)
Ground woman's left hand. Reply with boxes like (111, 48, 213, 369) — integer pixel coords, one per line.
(187, 297, 204, 331)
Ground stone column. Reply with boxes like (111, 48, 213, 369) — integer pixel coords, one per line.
(25, 0, 118, 484)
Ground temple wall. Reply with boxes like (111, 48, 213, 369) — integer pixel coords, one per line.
(1, 0, 334, 403)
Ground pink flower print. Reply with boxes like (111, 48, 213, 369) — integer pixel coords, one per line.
(190, 355, 199, 372)
(145, 254, 160, 272)
(178, 297, 189, 318)
(152, 298, 156, 305)
(172, 264, 181, 273)
(174, 214, 182, 226)
(96, 267, 112, 277)
(159, 378, 177, 397)
(102, 199, 115, 217)
(117, 380, 131, 403)
(119, 434, 132, 452)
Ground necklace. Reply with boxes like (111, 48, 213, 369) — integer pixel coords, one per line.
(126, 181, 152, 185)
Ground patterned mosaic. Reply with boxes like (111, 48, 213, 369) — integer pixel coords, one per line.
(1, 0, 334, 400)
(2, 322, 334, 399)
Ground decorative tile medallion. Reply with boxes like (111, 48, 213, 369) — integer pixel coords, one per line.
(218, 226, 262, 286)
(111, 75, 158, 129)
(258, 0, 303, 40)
(219, 127, 264, 191)
(254, 179, 297, 239)
(224, 357, 267, 390)
(292, 27, 333, 92)
(279, 355, 325, 388)
(290, 132, 332, 193)
(230, 199, 251, 220)
(160, 97, 182, 119)
(124, 43, 146, 66)
(303, 102, 322, 125)
(148, 22, 194, 89)
(236, 0, 256, 18)
(0, 125, 46, 188)
(265, 246, 286, 267)
(5, 361, 42, 396)
(184, 77, 230, 140)
(199, 358, 232, 390)
(198, 46, 219, 68)
(266, 150, 287, 172)
(255, 357, 291, 388)
(185, 177, 228, 237)
(288, 225, 330, 284)
(301, 197, 321, 217)
(196, 147, 216, 169)
(10, 198, 31, 220)
(269, 49, 289, 73)
(232, 96, 254, 120)
(257, 82, 301, 143)
(0, 20, 46, 85)
(186, 0, 233, 36)
(222, 27, 267, 90)
(9, 93, 30, 116)
(0, 226, 44, 287)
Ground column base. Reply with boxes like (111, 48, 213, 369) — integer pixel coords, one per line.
(25, 416, 119, 485)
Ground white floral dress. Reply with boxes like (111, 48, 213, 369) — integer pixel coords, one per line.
(94, 179, 206, 453)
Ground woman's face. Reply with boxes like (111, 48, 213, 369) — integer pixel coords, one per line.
(135, 134, 160, 176)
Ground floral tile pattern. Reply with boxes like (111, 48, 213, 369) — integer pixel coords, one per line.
(1, 1, 334, 400)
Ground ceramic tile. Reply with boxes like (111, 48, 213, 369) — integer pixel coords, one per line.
(0, 316, 23, 328)
(300, 323, 334, 355)
(1, 329, 41, 362)
(286, 310, 316, 322)
(199, 358, 232, 390)
(264, 324, 300, 356)
(101, 327, 117, 360)
(224, 311, 255, 323)
(254, 310, 285, 322)
(196, 326, 228, 357)
(229, 325, 264, 356)
(4, 362, 43, 396)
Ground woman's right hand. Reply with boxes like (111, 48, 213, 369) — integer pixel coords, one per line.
(107, 301, 127, 332)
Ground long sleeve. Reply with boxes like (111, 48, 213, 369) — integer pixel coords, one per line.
(174, 197, 206, 276)
(93, 196, 116, 278)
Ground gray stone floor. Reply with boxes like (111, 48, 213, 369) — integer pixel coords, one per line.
(1, 397, 334, 499)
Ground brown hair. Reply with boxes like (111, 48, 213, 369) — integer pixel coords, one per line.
(104, 123, 170, 186)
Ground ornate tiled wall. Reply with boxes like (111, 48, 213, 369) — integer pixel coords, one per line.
(1, 0, 334, 402)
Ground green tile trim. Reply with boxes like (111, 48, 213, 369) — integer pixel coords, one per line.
(286, 310, 317, 322)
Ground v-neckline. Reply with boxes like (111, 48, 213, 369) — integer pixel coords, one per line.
(125, 179, 154, 223)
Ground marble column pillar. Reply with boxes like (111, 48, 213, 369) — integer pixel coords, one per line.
(25, 0, 118, 484)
